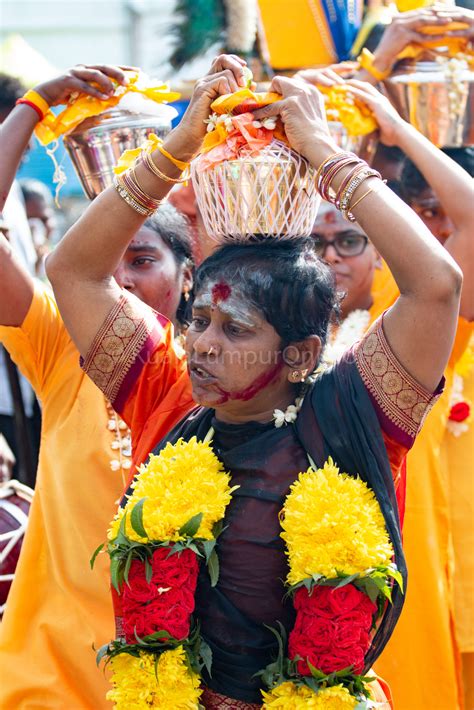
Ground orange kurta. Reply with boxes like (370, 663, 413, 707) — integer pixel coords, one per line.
(0, 284, 193, 709)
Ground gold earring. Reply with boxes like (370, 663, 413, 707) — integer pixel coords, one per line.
(288, 370, 301, 383)
(183, 286, 190, 302)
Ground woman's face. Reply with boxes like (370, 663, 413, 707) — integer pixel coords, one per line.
(113, 226, 191, 325)
(185, 280, 296, 423)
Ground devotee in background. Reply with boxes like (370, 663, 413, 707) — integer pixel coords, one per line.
(19, 178, 59, 276)
(0, 64, 193, 709)
(0, 72, 41, 485)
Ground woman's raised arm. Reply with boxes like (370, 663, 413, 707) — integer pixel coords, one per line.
(46, 55, 248, 357)
(254, 77, 462, 392)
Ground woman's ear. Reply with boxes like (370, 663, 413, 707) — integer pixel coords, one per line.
(283, 335, 322, 377)
(181, 264, 194, 294)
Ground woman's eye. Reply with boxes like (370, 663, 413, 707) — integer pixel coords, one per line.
(226, 323, 247, 337)
(421, 209, 436, 219)
(191, 316, 208, 330)
(133, 257, 156, 266)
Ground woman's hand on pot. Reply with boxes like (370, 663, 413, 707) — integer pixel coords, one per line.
(372, 7, 460, 75)
(344, 80, 407, 146)
(252, 76, 338, 165)
(34, 64, 133, 106)
(169, 54, 250, 160)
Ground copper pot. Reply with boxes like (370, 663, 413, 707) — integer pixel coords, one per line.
(383, 58, 474, 147)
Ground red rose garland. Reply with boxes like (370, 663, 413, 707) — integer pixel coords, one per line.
(288, 586, 377, 676)
(121, 547, 199, 644)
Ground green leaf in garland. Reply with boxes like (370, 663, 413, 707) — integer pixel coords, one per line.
(130, 497, 148, 540)
(90, 542, 104, 570)
(202, 539, 216, 564)
(124, 550, 134, 586)
(110, 556, 122, 594)
(179, 512, 203, 538)
(145, 555, 153, 584)
(307, 660, 326, 680)
(199, 638, 213, 676)
(95, 642, 110, 666)
(207, 548, 220, 587)
(334, 573, 360, 589)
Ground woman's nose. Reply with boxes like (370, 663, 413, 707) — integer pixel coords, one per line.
(113, 264, 134, 290)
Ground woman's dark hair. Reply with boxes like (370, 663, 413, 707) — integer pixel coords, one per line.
(401, 147, 474, 204)
(144, 202, 194, 325)
(144, 202, 193, 265)
(194, 237, 339, 349)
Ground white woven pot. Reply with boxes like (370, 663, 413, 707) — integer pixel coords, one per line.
(191, 140, 321, 242)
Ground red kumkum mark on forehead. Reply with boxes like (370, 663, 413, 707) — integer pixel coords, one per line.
(211, 281, 232, 306)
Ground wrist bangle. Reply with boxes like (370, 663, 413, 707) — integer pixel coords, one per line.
(15, 89, 51, 121)
(142, 151, 190, 184)
(357, 48, 391, 82)
(157, 144, 190, 172)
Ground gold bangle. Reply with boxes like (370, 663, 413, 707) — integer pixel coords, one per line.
(357, 48, 391, 82)
(157, 144, 190, 171)
(347, 186, 373, 213)
(142, 151, 189, 184)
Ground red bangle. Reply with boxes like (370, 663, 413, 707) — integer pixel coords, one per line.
(15, 98, 44, 121)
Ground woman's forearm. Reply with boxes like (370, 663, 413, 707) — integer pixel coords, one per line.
(395, 122, 474, 230)
(0, 105, 39, 211)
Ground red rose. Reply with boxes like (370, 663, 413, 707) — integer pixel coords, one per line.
(293, 586, 334, 618)
(337, 609, 374, 631)
(123, 608, 153, 643)
(151, 547, 199, 589)
(290, 614, 336, 653)
(122, 574, 159, 606)
(317, 645, 366, 674)
(449, 401, 471, 422)
(333, 621, 370, 650)
(144, 597, 191, 640)
(327, 584, 375, 617)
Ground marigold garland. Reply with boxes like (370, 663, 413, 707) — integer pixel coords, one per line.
(281, 458, 394, 585)
(108, 436, 237, 543)
(99, 440, 398, 709)
(106, 646, 202, 710)
(262, 681, 358, 708)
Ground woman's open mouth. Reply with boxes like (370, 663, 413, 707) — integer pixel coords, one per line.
(189, 363, 219, 386)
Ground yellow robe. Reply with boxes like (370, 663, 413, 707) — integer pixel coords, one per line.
(0, 283, 125, 709)
(372, 264, 472, 709)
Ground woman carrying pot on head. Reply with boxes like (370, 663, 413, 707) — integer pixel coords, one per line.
(46, 55, 461, 708)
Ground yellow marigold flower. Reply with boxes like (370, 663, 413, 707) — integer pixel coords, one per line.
(261, 681, 357, 708)
(106, 646, 202, 709)
(108, 437, 237, 543)
(281, 458, 393, 585)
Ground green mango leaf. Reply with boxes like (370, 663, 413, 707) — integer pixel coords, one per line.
(90, 543, 104, 570)
(130, 497, 148, 539)
(114, 512, 129, 546)
(200, 638, 213, 676)
(202, 539, 216, 564)
(335, 573, 359, 589)
(145, 556, 153, 584)
(124, 551, 133, 586)
(207, 548, 220, 587)
(95, 642, 110, 666)
(179, 512, 203, 538)
(110, 557, 122, 594)
(307, 660, 326, 679)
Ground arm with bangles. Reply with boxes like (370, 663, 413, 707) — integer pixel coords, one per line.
(45, 55, 250, 359)
(254, 76, 462, 393)
(0, 63, 131, 326)
(345, 80, 474, 321)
